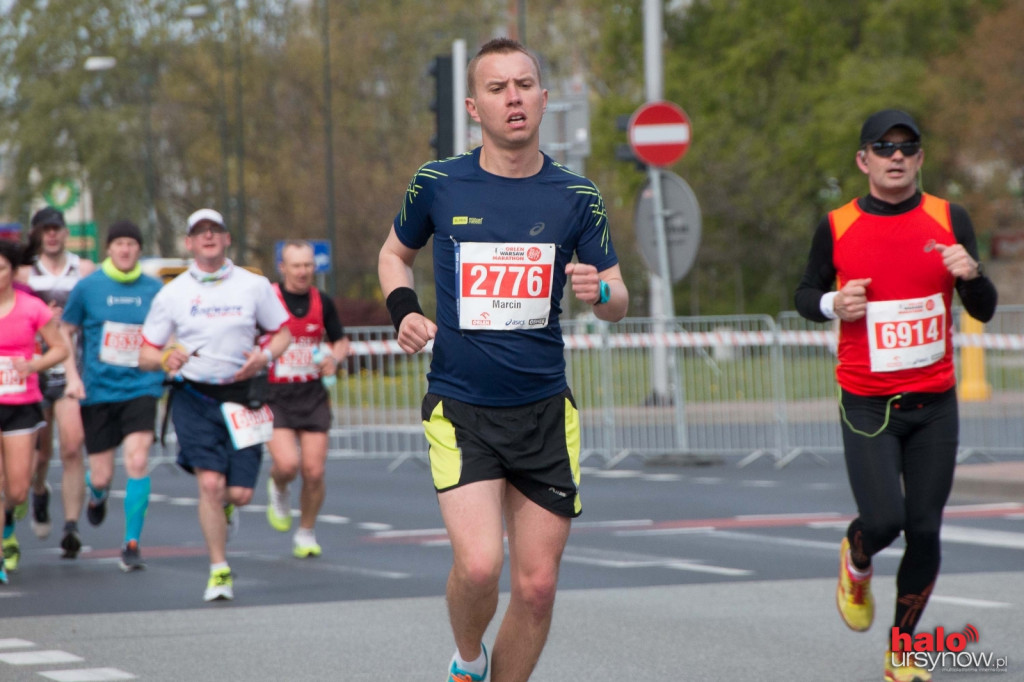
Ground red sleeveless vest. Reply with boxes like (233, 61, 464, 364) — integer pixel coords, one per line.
(268, 284, 325, 384)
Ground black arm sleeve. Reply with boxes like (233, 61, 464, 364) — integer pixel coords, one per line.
(793, 216, 836, 322)
(319, 289, 346, 342)
(950, 204, 998, 323)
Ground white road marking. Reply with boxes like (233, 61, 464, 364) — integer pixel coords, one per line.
(736, 512, 843, 521)
(615, 527, 715, 536)
(929, 595, 1013, 609)
(584, 469, 644, 478)
(704, 529, 904, 558)
(945, 502, 1024, 513)
(0, 639, 33, 649)
(563, 547, 751, 576)
(0, 650, 83, 665)
(357, 522, 392, 531)
(941, 524, 1024, 550)
(40, 669, 137, 681)
(641, 473, 683, 481)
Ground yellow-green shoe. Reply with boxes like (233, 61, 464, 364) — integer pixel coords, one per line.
(266, 478, 292, 532)
(885, 649, 932, 682)
(293, 532, 322, 558)
(203, 567, 233, 602)
(3, 534, 21, 572)
(836, 537, 873, 631)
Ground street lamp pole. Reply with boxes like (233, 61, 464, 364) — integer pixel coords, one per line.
(83, 56, 158, 255)
(321, 0, 336, 295)
(231, 0, 247, 265)
(184, 3, 234, 249)
(141, 70, 158, 255)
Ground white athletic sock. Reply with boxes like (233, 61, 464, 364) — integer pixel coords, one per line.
(452, 647, 487, 676)
(846, 553, 871, 580)
(210, 561, 229, 573)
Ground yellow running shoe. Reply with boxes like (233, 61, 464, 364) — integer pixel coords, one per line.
(293, 531, 322, 558)
(266, 478, 292, 532)
(885, 649, 932, 682)
(836, 536, 873, 631)
(203, 567, 234, 602)
(3, 534, 20, 572)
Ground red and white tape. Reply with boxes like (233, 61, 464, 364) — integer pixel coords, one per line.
(347, 330, 1024, 357)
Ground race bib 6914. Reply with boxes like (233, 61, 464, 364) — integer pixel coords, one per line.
(865, 293, 946, 373)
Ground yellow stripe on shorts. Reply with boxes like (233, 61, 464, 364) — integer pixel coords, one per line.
(565, 396, 582, 515)
(423, 399, 462, 490)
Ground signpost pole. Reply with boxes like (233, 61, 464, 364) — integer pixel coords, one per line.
(648, 167, 675, 319)
(642, 0, 685, 446)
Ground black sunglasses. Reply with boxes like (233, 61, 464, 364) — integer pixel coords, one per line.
(868, 140, 921, 158)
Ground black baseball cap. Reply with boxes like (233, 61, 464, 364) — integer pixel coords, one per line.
(860, 109, 921, 145)
(31, 206, 66, 228)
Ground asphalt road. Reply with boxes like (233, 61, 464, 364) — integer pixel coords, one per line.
(0, 454, 1021, 681)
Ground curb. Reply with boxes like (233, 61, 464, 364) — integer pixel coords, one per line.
(952, 462, 1024, 501)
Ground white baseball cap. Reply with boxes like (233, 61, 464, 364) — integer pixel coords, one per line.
(186, 208, 226, 234)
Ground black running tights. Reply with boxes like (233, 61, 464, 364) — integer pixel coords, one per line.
(839, 388, 958, 635)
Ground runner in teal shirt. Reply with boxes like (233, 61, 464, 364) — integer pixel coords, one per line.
(61, 221, 163, 571)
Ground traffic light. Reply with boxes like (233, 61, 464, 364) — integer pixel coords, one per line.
(615, 113, 645, 170)
(430, 54, 455, 159)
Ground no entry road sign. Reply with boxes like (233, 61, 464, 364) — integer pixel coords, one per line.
(628, 101, 691, 167)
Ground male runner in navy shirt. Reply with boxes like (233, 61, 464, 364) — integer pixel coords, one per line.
(379, 38, 628, 682)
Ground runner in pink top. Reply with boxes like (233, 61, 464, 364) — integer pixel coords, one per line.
(0, 239, 68, 583)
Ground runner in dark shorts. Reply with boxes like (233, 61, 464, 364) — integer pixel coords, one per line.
(263, 240, 351, 558)
(378, 39, 629, 682)
(62, 220, 165, 572)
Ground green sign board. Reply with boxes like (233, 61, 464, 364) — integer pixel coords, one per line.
(67, 221, 98, 261)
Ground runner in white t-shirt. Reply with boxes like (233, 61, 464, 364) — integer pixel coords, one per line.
(140, 208, 291, 602)
(21, 206, 95, 557)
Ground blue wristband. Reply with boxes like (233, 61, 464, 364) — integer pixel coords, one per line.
(597, 280, 611, 305)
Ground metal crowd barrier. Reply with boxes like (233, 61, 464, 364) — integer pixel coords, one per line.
(329, 306, 1024, 468)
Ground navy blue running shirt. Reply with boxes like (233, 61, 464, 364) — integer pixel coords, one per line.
(393, 148, 619, 406)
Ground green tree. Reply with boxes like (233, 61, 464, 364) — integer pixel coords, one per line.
(925, 0, 1024, 237)
(583, 0, 992, 315)
(0, 0, 196, 250)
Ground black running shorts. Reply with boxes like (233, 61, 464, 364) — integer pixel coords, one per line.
(266, 381, 331, 433)
(0, 403, 46, 436)
(80, 396, 158, 455)
(421, 388, 582, 518)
